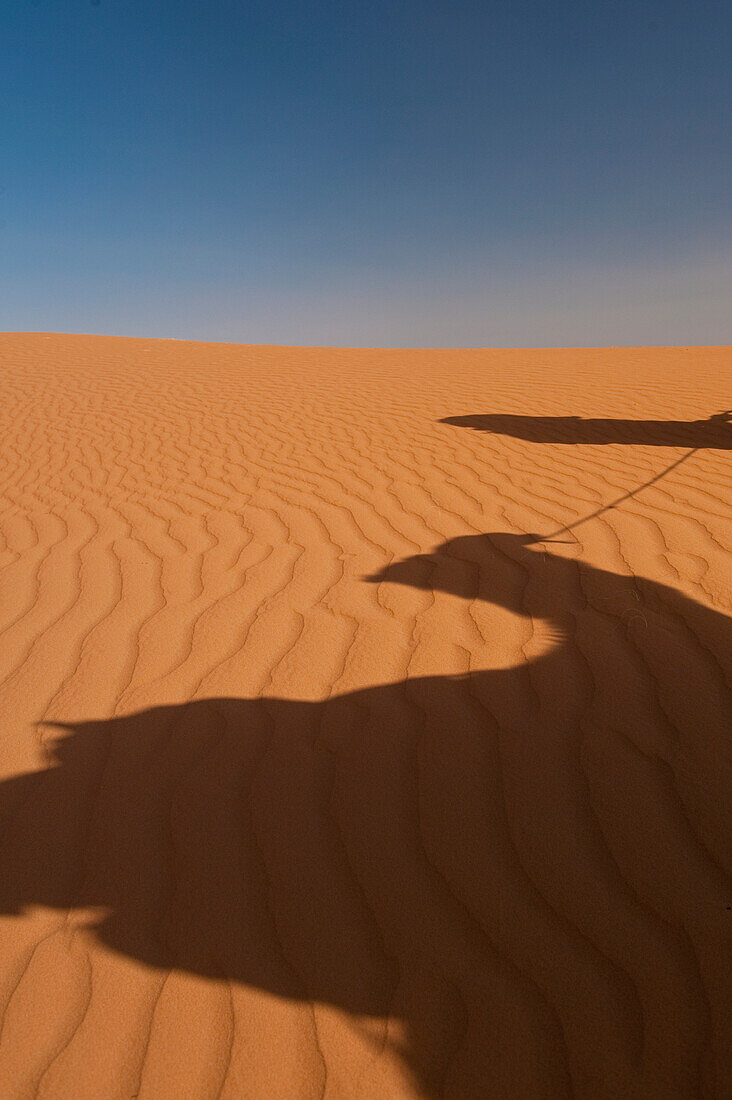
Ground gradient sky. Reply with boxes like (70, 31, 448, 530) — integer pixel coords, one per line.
(2, 0, 730, 346)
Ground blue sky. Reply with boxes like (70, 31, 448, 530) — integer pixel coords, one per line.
(2, 0, 730, 346)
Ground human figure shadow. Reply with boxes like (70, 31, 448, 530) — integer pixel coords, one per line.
(0, 534, 729, 1096)
(440, 411, 732, 448)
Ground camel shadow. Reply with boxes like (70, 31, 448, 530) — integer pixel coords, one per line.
(0, 533, 729, 1096)
(440, 412, 732, 448)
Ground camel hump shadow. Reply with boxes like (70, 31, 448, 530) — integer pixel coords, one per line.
(440, 411, 732, 448)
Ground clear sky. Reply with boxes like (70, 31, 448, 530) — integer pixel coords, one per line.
(2, 0, 730, 346)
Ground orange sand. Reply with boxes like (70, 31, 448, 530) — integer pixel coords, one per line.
(0, 334, 729, 1099)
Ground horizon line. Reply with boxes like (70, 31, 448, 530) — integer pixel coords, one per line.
(3, 331, 729, 353)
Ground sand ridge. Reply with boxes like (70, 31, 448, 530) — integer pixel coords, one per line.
(0, 334, 729, 1098)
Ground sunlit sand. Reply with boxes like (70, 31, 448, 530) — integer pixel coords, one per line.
(0, 334, 729, 1098)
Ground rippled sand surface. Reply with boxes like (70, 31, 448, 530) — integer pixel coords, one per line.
(0, 335, 729, 1098)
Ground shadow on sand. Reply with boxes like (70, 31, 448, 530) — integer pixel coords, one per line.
(0, 530, 730, 1095)
(440, 411, 732, 448)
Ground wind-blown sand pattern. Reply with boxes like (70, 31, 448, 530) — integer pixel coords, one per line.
(0, 334, 729, 1099)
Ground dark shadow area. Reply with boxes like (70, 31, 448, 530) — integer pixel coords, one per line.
(0, 534, 730, 1095)
(440, 411, 732, 448)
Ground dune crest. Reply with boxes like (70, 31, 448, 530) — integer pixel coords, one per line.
(0, 335, 730, 1098)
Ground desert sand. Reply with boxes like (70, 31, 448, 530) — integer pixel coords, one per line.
(0, 333, 729, 1099)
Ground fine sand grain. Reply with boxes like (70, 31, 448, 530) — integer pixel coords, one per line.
(0, 334, 729, 1099)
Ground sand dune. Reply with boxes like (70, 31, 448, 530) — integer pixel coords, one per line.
(0, 334, 729, 1099)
